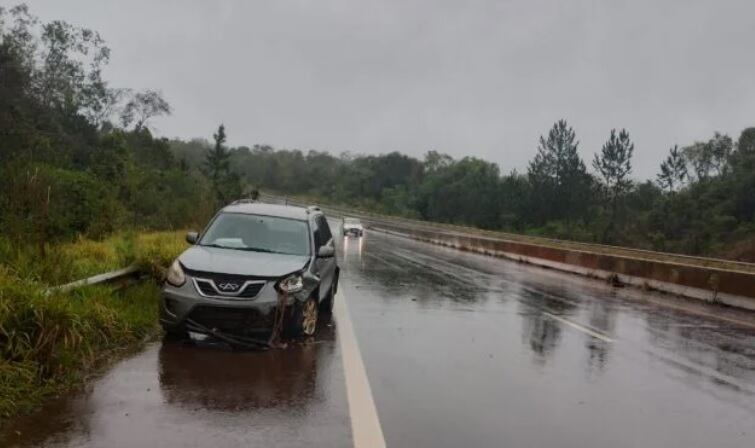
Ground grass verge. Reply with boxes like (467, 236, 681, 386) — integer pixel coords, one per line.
(0, 230, 188, 286)
(0, 231, 187, 424)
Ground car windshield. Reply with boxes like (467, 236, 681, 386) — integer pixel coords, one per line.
(199, 213, 310, 256)
(344, 218, 360, 224)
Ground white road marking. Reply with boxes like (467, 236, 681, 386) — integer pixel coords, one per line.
(542, 311, 614, 343)
(334, 290, 387, 448)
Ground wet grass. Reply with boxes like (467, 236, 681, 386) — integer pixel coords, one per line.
(0, 231, 187, 423)
(0, 230, 188, 287)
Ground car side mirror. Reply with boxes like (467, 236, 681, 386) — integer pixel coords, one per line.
(317, 244, 335, 258)
(185, 231, 198, 244)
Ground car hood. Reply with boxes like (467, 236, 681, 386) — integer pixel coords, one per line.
(179, 246, 309, 277)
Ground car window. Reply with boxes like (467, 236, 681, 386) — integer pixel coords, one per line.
(314, 216, 333, 249)
(319, 216, 333, 242)
(199, 213, 310, 256)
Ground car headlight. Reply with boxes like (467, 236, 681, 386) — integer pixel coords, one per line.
(166, 259, 186, 286)
(277, 273, 304, 293)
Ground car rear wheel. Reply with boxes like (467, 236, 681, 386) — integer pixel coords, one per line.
(285, 297, 318, 337)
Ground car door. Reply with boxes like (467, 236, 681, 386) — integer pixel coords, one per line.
(313, 215, 336, 301)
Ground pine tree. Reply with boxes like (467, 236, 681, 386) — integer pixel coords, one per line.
(527, 120, 591, 224)
(656, 145, 687, 192)
(593, 129, 634, 242)
(204, 124, 237, 205)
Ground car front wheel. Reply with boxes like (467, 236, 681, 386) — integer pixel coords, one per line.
(285, 297, 318, 337)
(320, 274, 338, 314)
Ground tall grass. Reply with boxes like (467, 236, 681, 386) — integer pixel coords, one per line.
(132, 231, 188, 279)
(0, 231, 187, 422)
(0, 230, 188, 287)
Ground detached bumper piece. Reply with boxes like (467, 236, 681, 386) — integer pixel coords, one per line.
(187, 306, 274, 335)
(184, 317, 270, 350)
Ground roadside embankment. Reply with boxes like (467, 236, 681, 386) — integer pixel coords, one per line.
(267, 194, 755, 312)
(0, 231, 186, 423)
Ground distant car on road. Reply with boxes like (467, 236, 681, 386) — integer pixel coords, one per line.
(160, 202, 339, 341)
(342, 217, 364, 237)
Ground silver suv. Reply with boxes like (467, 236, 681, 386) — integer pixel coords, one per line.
(160, 202, 339, 343)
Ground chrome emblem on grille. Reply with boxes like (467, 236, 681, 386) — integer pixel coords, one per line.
(216, 282, 240, 291)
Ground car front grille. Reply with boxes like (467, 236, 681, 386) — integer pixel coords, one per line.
(185, 268, 271, 299)
(194, 278, 266, 298)
(188, 305, 273, 333)
(237, 282, 264, 297)
(196, 280, 217, 296)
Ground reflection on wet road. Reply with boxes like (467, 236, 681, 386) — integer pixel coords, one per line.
(2, 322, 351, 448)
(3, 229, 755, 447)
(340, 231, 755, 448)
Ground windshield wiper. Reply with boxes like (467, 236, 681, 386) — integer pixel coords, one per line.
(200, 243, 266, 251)
(199, 243, 232, 249)
(237, 246, 277, 253)
(200, 243, 286, 254)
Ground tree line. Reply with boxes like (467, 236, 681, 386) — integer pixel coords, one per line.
(172, 122, 755, 260)
(2, 4, 754, 262)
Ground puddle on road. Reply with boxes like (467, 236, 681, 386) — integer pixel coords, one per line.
(1, 319, 351, 448)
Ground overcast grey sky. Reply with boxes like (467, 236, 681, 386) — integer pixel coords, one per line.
(26, 0, 755, 178)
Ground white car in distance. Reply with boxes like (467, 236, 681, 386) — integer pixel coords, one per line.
(342, 217, 364, 237)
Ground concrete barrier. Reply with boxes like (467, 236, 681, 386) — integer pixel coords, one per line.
(260, 194, 755, 312)
(369, 223, 755, 312)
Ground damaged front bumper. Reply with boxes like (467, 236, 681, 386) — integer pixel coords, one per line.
(160, 273, 316, 336)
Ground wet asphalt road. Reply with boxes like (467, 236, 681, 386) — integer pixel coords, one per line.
(3, 230, 755, 447)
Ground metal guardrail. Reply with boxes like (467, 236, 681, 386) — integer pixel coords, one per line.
(46, 264, 143, 294)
